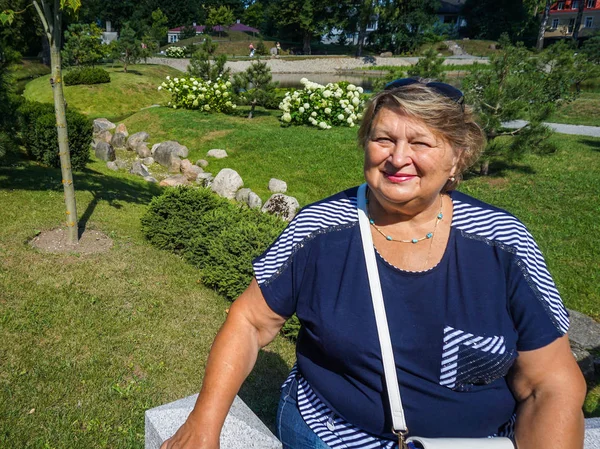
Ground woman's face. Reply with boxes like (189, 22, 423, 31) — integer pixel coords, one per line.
(364, 108, 459, 211)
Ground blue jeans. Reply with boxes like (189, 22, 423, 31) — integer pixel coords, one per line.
(276, 376, 331, 449)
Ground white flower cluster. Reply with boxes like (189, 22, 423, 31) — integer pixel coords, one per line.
(158, 75, 236, 113)
(279, 78, 365, 129)
(165, 47, 185, 58)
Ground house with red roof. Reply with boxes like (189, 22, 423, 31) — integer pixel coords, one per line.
(544, 0, 600, 41)
(167, 21, 259, 43)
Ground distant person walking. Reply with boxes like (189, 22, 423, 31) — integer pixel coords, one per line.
(249, 43, 255, 57)
(276, 42, 281, 55)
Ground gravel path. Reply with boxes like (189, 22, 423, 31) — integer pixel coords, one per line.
(146, 56, 486, 74)
(503, 120, 600, 138)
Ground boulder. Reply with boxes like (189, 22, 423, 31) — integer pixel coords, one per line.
(380, 51, 393, 58)
(489, 44, 497, 50)
(154, 141, 189, 168)
(207, 149, 228, 159)
(130, 161, 150, 178)
(142, 157, 155, 166)
(136, 144, 152, 158)
(159, 174, 190, 187)
(94, 129, 112, 145)
(111, 132, 128, 149)
(571, 341, 595, 381)
(144, 176, 158, 183)
(115, 159, 130, 170)
(262, 194, 300, 222)
(169, 157, 182, 173)
(127, 131, 150, 151)
(151, 143, 161, 155)
(181, 159, 204, 181)
(568, 309, 600, 351)
(247, 192, 262, 210)
(115, 123, 128, 136)
(235, 188, 252, 203)
(268, 178, 287, 193)
(93, 118, 116, 133)
(196, 173, 214, 187)
(211, 168, 243, 199)
(95, 142, 115, 161)
(196, 159, 209, 168)
(106, 161, 119, 171)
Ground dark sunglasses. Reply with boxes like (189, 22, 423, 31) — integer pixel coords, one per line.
(384, 78, 465, 108)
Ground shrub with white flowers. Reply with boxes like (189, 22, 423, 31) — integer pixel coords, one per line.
(165, 46, 186, 58)
(279, 78, 365, 129)
(158, 76, 237, 113)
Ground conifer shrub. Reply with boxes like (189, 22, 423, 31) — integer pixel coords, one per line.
(64, 67, 111, 86)
(17, 101, 92, 169)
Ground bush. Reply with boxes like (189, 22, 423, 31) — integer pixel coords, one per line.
(63, 67, 111, 86)
(17, 101, 92, 169)
(159, 75, 236, 113)
(0, 131, 15, 162)
(279, 78, 366, 129)
(165, 46, 186, 58)
(141, 187, 287, 300)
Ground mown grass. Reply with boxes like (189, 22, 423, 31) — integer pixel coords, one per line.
(457, 39, 501, 57)
(22, 64, 181, 121)
(548, 91, 600, 127)
(9, 59, 51, 94)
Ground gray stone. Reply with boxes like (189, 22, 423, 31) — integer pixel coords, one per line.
(159, 175, 190, 187)
(586, 418, 600, 448)
(380, 51, 393, 58)
(142, 157, 155, 166)
(145, 394, 282, 449)
(93, 118, 116, 133)
(211, 169, 243, 199)
(268, 178, 287, 193)
(235, 188, 252, 203)
(154, 141, 189, 169)
(112, 132, 128, 149)
(115, 159, 130, 170)
(151, 143, 160, 155)
(196, 173, 214, 187)
(247, 192, 262, 210)
(571, 341, 595, 380)
(130, 161, 150, 178)
(169, 157, 182, 173)
(94, 142, 115, 161)
(127, 131, 150, 151)
(181, 159, 204, 181)
(136, 144, 152, 158)
(207, 149, 228, 159)
(196, 159, 209, 168)
(262, 194, 300, 222)
(568, 309, 600, 351)
(94, 129, 113, 145)
(106, 161, 119, 171)
(115, 123, 129, 136)
(144, 176, 158, 183)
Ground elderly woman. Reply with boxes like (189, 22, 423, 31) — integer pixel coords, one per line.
(162, 80, 586, 449)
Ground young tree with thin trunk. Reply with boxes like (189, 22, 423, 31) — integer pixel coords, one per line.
(536, 0, 551, 50)
(572, 0, 585, 41)
(2, 0, 81, 244)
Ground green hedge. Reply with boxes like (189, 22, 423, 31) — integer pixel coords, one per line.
(63, 67, 111, 86)
(141, 187, 302, 339)
(17, 101, 92, 170)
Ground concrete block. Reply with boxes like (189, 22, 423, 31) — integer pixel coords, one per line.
(145, 394, 282, 449)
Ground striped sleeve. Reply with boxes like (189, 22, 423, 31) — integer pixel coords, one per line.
(452, 198, 569, 350)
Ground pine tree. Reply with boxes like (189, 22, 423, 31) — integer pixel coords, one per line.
(232, 60, 278, 119)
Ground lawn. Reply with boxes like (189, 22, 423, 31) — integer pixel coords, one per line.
(22, 64, 181, 121)
(548, 91, 600, 127)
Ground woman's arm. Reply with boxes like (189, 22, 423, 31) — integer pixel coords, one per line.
(509, 334, 586, 449)
(160, 278, 287, 449)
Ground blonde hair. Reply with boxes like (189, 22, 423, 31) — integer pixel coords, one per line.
(357, 83, 486, 191)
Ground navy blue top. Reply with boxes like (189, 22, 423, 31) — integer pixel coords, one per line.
(253, 186, 568, 441)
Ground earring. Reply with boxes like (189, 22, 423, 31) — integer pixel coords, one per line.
(449, 176, 456, 182)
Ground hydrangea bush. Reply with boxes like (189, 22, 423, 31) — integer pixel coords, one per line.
(165, 46, 185, 58)
(158, 76, 237, 113)
(279, 78, 365, 129)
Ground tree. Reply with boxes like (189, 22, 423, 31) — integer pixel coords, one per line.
(243, 2, 265, 30)
(62, 23, 107, 67)
(111, 23, 142, 73)
(462, 37, 590, 175)
(206, 5, 235, 38)
(149, 8, 168, 48)
(536, 0, 551, 50)
(1, 0, 81, 243)
(407, 47, 445, 80)
(188, 38, 231, 81)
(462, 0, 530, 41)
(180, 23, 197, 40)
(232, 60, 278, 118)
(572, 0, 585, 41)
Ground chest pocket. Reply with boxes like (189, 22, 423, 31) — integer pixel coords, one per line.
(439, 326, 517, 392)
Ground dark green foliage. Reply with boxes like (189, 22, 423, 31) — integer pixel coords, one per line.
(188, 46, 231, 81)
(17, 101, 92, 169)
(63, 67, 111, 86)
(0, 130, 14, 161)
(255, 40, 268, 56)
(62, 23, 107, 67)
(407, 47, 445, 81)
(581, 36, 600, 64)
(462, 0, 531, 42)
(180, 24, 197, 40)
(232, 60, 279, 117)
(110, 23, 142, 72)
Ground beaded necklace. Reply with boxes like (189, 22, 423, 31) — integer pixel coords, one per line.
(366, 191, 444, 244)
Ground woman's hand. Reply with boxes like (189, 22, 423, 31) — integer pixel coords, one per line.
(160, 417, 219, 449)
(510, 334, 586, 449)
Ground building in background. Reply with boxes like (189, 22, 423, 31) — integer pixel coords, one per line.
(544, 0, 600, 42)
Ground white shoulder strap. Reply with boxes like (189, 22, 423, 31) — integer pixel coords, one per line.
(356, 183, 408, 434)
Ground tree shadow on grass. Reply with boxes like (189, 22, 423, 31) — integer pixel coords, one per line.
(238, 349, 292, 433)
(578, 138, 600, 152)
(463, 160, 536, 182)
(0, 157, 162, 236)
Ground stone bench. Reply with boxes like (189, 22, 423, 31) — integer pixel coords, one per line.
(146, 394, 600, 449)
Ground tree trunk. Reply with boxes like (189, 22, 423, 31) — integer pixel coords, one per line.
(248, 99, 256, 119)
(536, 0, 551, 51)
(572, 0, 585, 41)
(479, 159, 490, 176)
(356, 22, 366, 57)
(303, 32, 311, 55)
(40, 0, 79, 243)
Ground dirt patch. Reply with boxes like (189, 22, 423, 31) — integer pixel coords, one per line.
(200, 130, 233, 143)
(484, 177, 509, 187)
(30, 228, 113, 255)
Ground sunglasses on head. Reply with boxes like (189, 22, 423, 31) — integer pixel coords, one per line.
(384, 78, 465, 108)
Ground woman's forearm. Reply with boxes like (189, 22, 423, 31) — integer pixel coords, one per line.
(514, 390, 584, 449)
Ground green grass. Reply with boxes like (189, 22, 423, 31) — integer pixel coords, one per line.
(22, 64, 182, 121)
(548, 91, 600, 127)
(9, 59, 51, 94)
(458, 39, 501, 57)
